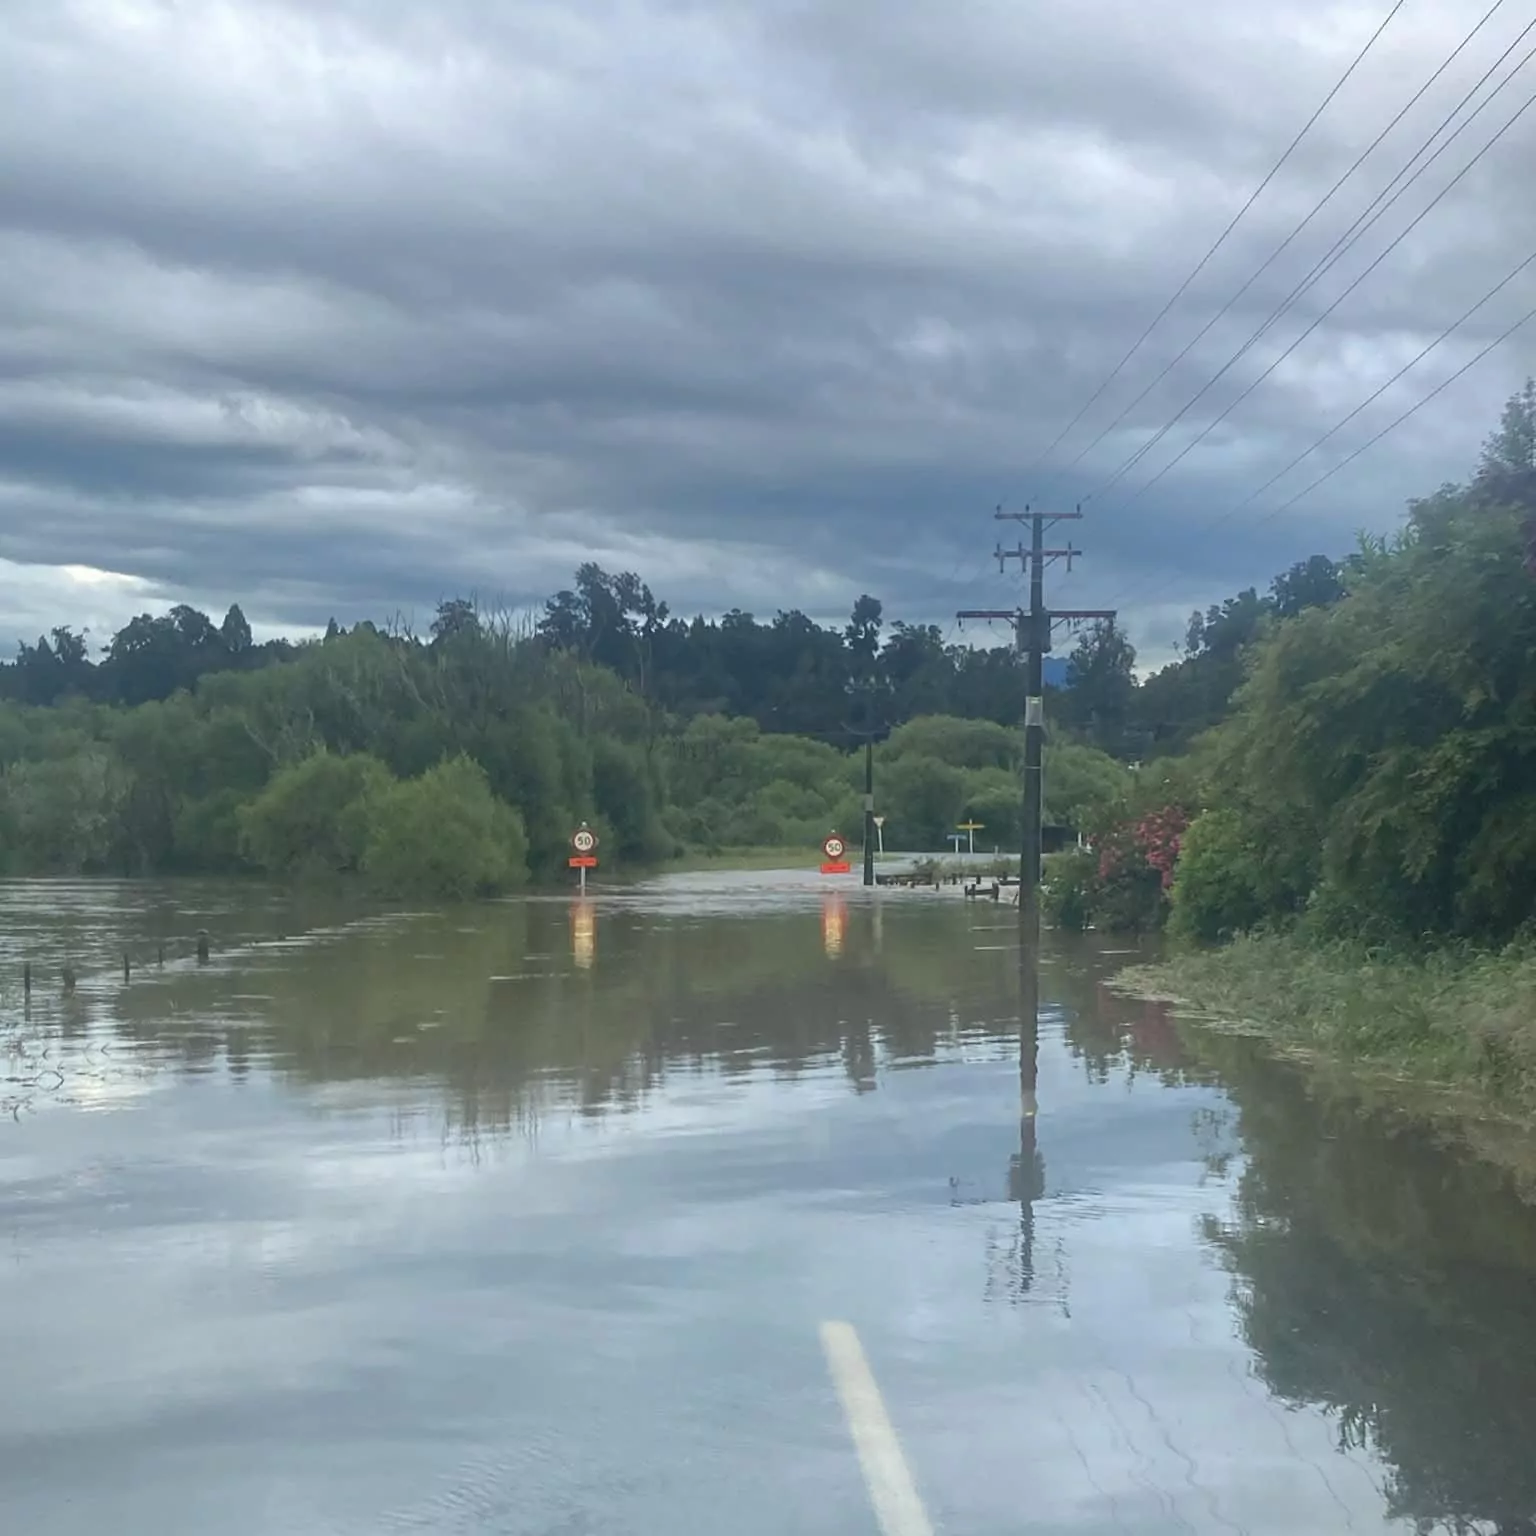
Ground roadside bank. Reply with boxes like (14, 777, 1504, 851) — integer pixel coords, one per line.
(1111, 932, 1536, 1190)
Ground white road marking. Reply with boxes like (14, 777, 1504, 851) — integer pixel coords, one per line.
(820, 1320, 936, 1536)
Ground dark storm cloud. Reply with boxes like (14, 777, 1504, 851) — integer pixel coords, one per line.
(1, 0, 1534, 663)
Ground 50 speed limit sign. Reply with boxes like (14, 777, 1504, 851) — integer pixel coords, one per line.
(822, 834, 845, 861)
(572, 827, 597, 854)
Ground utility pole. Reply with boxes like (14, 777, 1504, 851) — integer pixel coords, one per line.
(958, 505, 1115, 917)
(844, 684, 882, 888)
(863, 733, 876, 887)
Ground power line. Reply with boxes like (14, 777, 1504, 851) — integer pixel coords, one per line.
(1056, 0, 1511, 483)
(1209, 244, 1536, 526)
(1092, 36, 1536, 515)
(1101, 243, 1536, 611)
(1255, 300, 1536, 524)
(1088, 18, 1536, 506)
(1018, 0, 1408, 489)
(1101, 292, 1536, 619)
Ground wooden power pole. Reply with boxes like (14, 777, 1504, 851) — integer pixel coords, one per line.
(843, 687, 883, 888)
(958, 505, 1116, 918)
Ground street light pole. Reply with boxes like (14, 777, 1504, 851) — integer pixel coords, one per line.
(863, 735, 876, 888)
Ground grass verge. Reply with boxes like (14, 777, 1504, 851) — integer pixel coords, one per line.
(1113, 932, 1536, 1118)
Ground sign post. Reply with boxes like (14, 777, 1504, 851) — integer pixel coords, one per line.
(872, 815, 885, 858)
(820, 832, 851, 876)
(958, 820, 984, 855)
(569, 822, 599, 894)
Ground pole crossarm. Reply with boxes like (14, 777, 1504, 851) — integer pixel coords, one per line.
(996, 544, 1082, 573)
(994, 509, 1083, 522)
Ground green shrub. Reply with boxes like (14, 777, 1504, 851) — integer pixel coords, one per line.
(1043, 848, 1097, 931)
(1094, 861, 1166, 933)
(1044, 739, 1134, 832)
(172, 788, 247, 872)
(238, 749, 389, 876)
(1, 748, 129, 874)
(1088, 805, 1189, 933)
(670, 795, 734, 851)
(882, 716, 1017, 771)
(960, 768, 1021, 850)
(362, 754, 528, 898)
(591, 736, 670, 861)
(883, 754, 966, 850)
(1168, 808, 1270, 942)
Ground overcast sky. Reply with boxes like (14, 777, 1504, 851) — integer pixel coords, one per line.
(2, 0, 1534, 664)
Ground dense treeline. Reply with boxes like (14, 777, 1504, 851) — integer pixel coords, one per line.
(0, 598, 1135, 892)
(0, 546, 1385, 898)
(2, 581, 1069, 736)
(1170, 380, 1536, 947)
(2, 503, 1316, 894)
(0, 559, 1350, 765)
(1056, 380, 1536, 952)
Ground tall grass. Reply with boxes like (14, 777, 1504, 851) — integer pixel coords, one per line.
(1116, 934, 1536, 1112)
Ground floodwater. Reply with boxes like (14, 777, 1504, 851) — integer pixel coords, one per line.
(3, 872, 1536, 1535)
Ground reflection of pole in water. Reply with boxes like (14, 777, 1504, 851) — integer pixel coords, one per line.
(822, 893, 847, 959)
(570, 899, 596, 970)
(1005, 890, 1046, 1298)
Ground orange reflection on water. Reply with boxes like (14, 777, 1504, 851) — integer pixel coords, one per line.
(821, 893, 846, 958)
(570, 899, 596, 970)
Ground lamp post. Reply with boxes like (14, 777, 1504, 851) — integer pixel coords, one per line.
(843, 677, 887, 889)
(863, 733, 876, 888)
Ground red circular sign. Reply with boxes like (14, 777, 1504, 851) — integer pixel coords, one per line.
(572, 827, 598, 854)
(822, 833, 846, 861)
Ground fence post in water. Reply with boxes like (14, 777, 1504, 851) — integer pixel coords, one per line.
(23, 962, 31, 997)
(196, 931, 210, 964)
(123, 951, 131, 982)
(157, 945, 164, 967)
(62, 965, 75, 995)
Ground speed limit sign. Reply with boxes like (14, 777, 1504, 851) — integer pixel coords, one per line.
(822, 833, 845, 861)
(572, 826, 598, 854)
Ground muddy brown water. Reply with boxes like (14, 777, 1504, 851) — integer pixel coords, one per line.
(2, 870, 1535, 1534)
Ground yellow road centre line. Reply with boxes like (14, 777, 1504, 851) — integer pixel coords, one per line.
(819, 1320, 936, 1536)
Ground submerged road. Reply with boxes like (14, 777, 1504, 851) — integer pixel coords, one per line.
(2, 868, 1535, 1533)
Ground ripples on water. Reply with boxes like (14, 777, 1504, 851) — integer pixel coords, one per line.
(2, 869, 1536, 1534)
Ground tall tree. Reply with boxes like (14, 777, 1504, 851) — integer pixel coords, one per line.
(1476, 376, 1536, 576)
(430, 598, 481, 648)
(1269, 555, 1345, 619)
(844, 595, 883, 674)
(1478, 375, 1536, 481)
(220, 603, 254, 658)
(880, 622, 950, 721)
(1059, 620, 1137, 756)
(538, 564, 666, 696)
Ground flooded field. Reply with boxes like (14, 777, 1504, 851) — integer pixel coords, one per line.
(2, 870, 1535, 1534)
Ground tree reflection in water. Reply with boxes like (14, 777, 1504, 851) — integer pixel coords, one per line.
(1190, 1036, 1536, 1535)
(64, 887, 1536, 1528)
